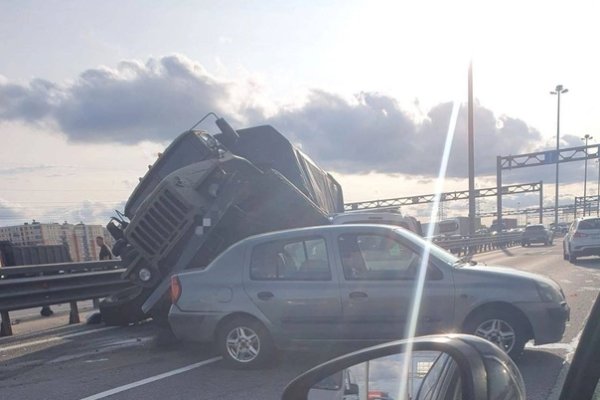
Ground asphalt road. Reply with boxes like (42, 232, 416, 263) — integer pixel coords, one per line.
(1, 243, 598, 400)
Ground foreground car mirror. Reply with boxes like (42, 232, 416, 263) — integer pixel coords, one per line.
(282, 334, 525, 400)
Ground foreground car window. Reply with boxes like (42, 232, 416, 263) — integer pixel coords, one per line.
(250, 236, 331, 280)
(338, 233, 420, 280)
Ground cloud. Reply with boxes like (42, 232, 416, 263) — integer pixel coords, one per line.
(0, 199, 126, 227)
(0, 55, 545, 178)
(0, 198, 26, 225)
(268, 92, 542, 177)
(56, 201, 125, 225)
(0, 55, 249, 144)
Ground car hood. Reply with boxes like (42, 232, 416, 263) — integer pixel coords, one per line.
(459, 264, 560, 289)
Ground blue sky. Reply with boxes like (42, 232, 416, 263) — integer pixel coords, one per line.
(1, 1, 599, 225)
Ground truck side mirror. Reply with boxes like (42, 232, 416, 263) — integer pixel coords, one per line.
(215, 117, 240, 148)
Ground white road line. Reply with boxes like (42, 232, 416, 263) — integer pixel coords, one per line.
(547, 326, 588, 400)
(0, 326, 118, 352)
(79, 356, 222, 400)
(48, 336, 154, 364)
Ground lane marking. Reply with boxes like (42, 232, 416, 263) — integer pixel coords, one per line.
(0, 326, 118, 352)
(48, 336, 153, 364)
(547, 325, 588, 400)
(79, 356, 222, 400)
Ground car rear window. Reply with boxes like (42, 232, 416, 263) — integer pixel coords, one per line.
(578, 219, 600, 230)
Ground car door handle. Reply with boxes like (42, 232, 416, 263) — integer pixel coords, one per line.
(257, 291, 274, 301)
(349, 291, 368, 299)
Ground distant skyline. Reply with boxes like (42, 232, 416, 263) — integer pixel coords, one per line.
(2, 1, 599, 225)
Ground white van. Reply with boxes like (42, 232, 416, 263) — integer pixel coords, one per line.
(331, 211, 423, 236)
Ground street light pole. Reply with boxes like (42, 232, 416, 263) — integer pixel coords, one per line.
(550, 85, 568, 227)
(582, 134, 593, 216)
(597, 158, 600, 217)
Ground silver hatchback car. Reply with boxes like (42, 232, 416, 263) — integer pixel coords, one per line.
(168, 225, 569, 368)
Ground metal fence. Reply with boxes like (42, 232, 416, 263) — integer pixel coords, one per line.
(433, 232, 523, 256)
(0, 260, 129, 336)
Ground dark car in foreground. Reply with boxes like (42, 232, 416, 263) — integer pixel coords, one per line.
(521, 224, 553, 246)
(168, 225, 569, 368)
(283, 290, 600, 400)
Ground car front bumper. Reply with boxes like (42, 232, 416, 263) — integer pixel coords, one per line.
(521, 301, 570, 345)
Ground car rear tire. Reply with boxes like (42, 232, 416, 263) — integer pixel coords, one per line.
(569, 252, 577, 263)
(563, 246, 568, 260)
(464, 309, 528, 359)
(218, 316, 275, 369)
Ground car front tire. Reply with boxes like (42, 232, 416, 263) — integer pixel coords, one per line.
(218, 316, 275, 369)
(464, 309, 528, 359)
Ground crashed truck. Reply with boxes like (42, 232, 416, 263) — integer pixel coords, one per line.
(101, 115, 344, 325)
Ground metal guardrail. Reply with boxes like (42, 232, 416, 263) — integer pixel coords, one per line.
(433, 232, 523, 256)
(0, 260, 130, 336)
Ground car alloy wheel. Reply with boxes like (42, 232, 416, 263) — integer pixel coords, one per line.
(225, 326, 261, 363)
(474, 319, 516, 354)
(218, 316, 275, 369)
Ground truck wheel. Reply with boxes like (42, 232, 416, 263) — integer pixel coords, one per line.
(218, 316, 275, 369)
(99, 286, 149, 326)
(464, 309, 528, 359)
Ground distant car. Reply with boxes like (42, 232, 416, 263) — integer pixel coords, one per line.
(563, 217, 600, 262)
(168, 224, 569, 368)
(521, 224, 553, 247)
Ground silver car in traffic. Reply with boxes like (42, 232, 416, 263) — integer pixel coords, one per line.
(563, 217, 600, 262)
(168, 225, 569, 368)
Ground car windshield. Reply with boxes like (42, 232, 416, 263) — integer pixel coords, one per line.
(394, 228, 460, 266)
(1, 2, 598, 400)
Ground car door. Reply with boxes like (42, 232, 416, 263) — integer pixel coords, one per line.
(336, 230, 455, 341)
(244, 234, 344, 340)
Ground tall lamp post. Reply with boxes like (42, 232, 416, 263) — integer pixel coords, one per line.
(582, 134, 593, 216)
(597, 158, 600, 217)
(550, 85, 568, 227)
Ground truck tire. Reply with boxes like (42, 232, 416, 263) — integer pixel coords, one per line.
(99, 286, 149, 326)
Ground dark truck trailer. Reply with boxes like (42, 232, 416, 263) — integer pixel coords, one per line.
(0, 241, 73, 317)
(0, 241, 72, 269)
(102, 117, 343, 325)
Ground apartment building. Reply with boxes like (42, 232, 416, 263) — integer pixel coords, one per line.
(0, 221, 114, 262)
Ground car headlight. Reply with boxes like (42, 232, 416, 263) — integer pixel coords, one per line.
(138, 268, 152, 282)
(536, 281, 563, 303)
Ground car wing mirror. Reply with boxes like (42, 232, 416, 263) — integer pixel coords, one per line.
(282, 334, 526, 400)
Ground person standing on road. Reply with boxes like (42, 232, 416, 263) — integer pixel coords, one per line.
(96, 236, 112, 260)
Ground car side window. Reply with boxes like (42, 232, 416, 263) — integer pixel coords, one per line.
(338, 233, 422, 280)
(250, 237, 331, 281)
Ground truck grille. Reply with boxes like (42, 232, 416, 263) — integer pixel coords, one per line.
(128, 189, 191, 258)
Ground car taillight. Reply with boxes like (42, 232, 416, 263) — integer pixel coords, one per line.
(574, 232, 588, 238)
(171, 275, 182, 304)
